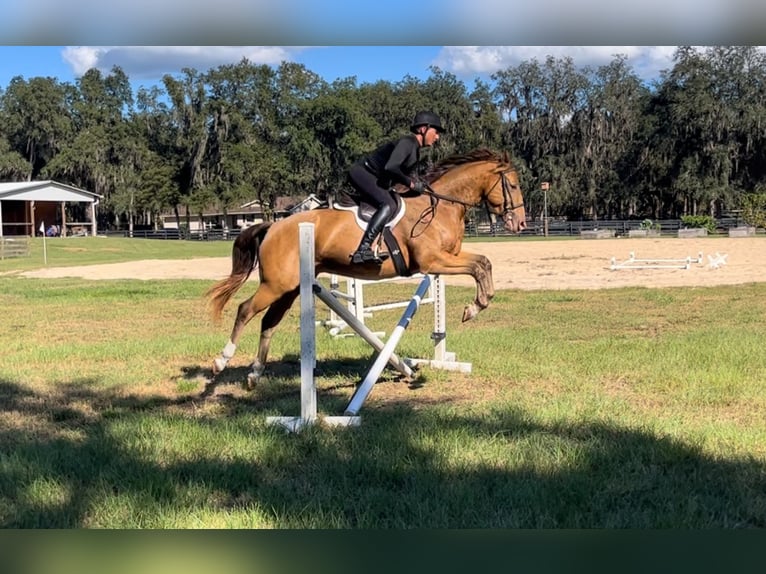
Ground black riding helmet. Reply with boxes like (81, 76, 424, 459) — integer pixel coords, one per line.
(410, 110, 444, 134)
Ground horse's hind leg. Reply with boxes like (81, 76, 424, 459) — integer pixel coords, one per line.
(246, 288, 299, 389)
(212, 284, 282, 375)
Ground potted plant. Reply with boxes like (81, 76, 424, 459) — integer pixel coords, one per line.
(629, 219, 661, 238)
(678, 215, 715, 238)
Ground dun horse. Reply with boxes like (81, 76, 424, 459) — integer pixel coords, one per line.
(206, 148, 526, 387)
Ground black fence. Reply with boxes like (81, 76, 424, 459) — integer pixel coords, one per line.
(104, 228, 243, 241)
(107, 215, 755, 242)
(465, 215, 752, 238)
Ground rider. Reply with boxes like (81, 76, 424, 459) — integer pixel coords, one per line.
(348, 110, 444, 264)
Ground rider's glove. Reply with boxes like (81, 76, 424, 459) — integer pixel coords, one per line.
(411, 180, 426, 194)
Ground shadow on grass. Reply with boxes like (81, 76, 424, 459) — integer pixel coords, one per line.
(191, 353, 426, 401)
(1, 376, 764, 528)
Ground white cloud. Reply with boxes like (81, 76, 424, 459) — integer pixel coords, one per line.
(62, 46, 307, 79)
(434, 46, 686, 82)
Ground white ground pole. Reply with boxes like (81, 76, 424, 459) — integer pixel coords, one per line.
(610, 251, 704, 270)
(266, 223, 360, 431)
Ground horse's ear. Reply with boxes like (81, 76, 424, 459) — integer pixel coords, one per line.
(502, 150, 510, 164)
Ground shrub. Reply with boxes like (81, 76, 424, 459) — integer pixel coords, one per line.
(741, 193, 766, 229)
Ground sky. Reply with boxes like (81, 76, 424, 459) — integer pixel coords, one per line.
(0, 46, 706, 91)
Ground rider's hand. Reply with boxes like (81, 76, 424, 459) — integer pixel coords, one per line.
(411, 180, 426, 194)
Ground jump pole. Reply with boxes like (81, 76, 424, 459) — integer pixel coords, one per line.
(320, 273, 471, 374)
(322, 273, 436, 338)
(344, 274, 432, 417)
(268, 222, 470, 430)
(313, 283, 414, 379)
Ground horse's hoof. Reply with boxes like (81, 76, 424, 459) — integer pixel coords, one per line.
(462, 304, 479, 322)
(212, 357, 227, 375)
(245, 371, 262, 390)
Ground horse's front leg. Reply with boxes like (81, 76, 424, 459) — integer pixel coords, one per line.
(424, 251, 494, 322)
(460, 252, 494, 321)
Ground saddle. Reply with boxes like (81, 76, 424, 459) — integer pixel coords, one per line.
(333, 190, 411, 276)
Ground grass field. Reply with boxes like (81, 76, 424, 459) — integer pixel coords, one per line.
(1, 238, 765, 528)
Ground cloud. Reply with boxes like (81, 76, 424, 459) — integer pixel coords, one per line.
(62, 46, 308, 79)
(434, 47, 689, 83)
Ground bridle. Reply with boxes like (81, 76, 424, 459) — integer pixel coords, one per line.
(423, 167, 525, 220)
(489, 167, 525, 219)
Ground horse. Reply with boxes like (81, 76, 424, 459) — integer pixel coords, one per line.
(206, 148, 526, 388)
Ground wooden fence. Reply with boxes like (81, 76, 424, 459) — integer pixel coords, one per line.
(0, 237, 31, 259)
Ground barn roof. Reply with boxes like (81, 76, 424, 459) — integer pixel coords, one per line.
(0, 181, 102, 203)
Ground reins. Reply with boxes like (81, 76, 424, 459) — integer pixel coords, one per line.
(422, 183, 475, 208)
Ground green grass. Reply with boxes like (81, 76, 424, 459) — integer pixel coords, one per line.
(0, 238, 766, 529)
(1, 243, 765, 527)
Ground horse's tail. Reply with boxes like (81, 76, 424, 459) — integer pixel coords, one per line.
(206, 221, 273, 322)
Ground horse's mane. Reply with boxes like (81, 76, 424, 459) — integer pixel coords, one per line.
(423, 148, 509, 184)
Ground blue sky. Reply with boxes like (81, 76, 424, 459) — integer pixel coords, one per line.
(0, 46, 695, 90)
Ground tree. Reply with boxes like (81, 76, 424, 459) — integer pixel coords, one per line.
(493, 56, 589, 219)
(0, 76, 74, 179)
(0, 137, 30, 180)
(570, 55, 650, 218)
(162, 68, 211, 229)
(44, 67, 136, 206)
(658, 46, 764, 217)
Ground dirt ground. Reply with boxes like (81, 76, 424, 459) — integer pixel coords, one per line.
(18, 237, 764, 291)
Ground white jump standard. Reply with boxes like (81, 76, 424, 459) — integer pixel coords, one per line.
(266, 223, 360, 431)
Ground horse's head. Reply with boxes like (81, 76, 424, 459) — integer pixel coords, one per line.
(485, 153, 526, 234)
(426, 149, 527, 234)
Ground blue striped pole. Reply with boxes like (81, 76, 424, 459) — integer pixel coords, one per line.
(344, 274, 431, 416)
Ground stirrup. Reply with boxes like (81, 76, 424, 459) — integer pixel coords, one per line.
(351, 249, 389, 265)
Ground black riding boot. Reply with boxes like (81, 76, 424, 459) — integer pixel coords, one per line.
(351, 204, 392, 264)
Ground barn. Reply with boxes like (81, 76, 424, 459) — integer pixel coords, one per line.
(0, 181, 102, 237)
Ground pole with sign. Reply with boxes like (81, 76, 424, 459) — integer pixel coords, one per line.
(541, 182, 550, 237)
(39, 221, 47, 265)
